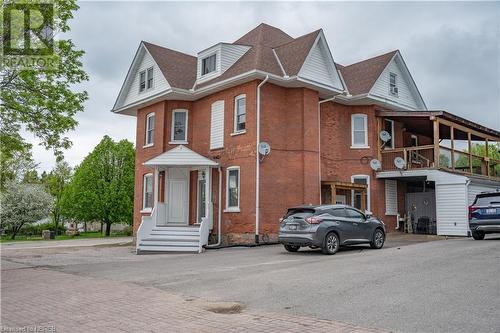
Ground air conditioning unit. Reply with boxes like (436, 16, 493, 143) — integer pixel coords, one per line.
(390, 86, 399, 94)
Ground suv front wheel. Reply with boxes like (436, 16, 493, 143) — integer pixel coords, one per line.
(471, 230, 485, 240)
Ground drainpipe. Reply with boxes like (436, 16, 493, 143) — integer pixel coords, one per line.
(318, 96, 337, 203)
(255, 75, 269, 244)
(206, 166, 223, 248)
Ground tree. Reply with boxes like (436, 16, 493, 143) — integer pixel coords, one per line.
(455, 143, 500, 174)
(0, 135, 38, 190)
(61, 136, 135, 236)
(44, 160, 72, 235)
(0, 181, 53, 239)
(0, 0, 88, 163)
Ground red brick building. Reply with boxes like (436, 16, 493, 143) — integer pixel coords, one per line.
(112, 24, 500, 252)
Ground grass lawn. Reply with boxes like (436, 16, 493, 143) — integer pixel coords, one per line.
(0, 231, 130, 243)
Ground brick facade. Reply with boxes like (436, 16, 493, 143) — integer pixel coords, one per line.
(133, 81, 428, 244)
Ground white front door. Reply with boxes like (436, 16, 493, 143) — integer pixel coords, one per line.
(167, 168, 189, 225)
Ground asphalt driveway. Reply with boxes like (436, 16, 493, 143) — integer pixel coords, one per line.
(2, 234, 499, 333)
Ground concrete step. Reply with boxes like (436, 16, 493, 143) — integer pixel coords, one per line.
(150, 230, 200, 237)
(140, 239, 199, 247)
(138, 244, 200, 253)
(144, 235, 200, 242)
(152, 226, 200, 232)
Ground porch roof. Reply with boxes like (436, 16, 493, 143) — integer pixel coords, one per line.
(143, 145, 218, 168)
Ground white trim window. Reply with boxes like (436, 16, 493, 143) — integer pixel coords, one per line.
(202, 54, 216, 75)
(139, 66, 154, 92)
(351, 114, 368, 148)
(145, 113, 155, 147)
(351, 174, 370, 212)
(142, 173, 153, 211)
(233, 94, 246, 134)
(384, 119, 395, 149)
(389, 72, 398, 95)
(225, 166, 240, 212)
(171, 109, 188, 143)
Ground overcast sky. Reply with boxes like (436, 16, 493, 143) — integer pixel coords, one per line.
(27, 1, 500, 172)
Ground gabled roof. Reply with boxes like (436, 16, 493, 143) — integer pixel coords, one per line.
(144, 145, 218, 167)
(274, 30, 321, 76)
(235, 23, 293, 47)
(339, 50, 397, 95)
(143, 42, 197, 90)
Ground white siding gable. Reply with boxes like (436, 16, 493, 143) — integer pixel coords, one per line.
(298, 33, 343, 91)
(221, 44, 251, 72)
(115, 45, 170, 111)
(370, 54, 426, 110)
(385, 180, 398, 215)
(210, 100, 224, 149)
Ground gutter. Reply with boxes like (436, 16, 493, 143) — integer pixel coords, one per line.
(255, 75, 269, 244)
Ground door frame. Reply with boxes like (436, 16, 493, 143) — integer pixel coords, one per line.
(165, 168, 190, 225)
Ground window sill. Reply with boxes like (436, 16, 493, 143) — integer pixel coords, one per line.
(140, 208, 152, 214)
(143, 143, 154, 149)
(350, 146, 370, 149)
(169, 141, 188, 145)
(230, 130, 246, 136)
(224, 208, 240, 213)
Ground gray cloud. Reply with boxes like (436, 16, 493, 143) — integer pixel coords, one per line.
(27, 1, 500, 172)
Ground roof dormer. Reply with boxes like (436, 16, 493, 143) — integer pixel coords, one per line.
(196, 43, 250, 85)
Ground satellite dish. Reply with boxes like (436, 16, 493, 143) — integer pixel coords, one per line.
(379, 130, 392, 143)
(394, 157, 406, 170)
(258, 142, 271, 156)
(370, 159, 382, 171)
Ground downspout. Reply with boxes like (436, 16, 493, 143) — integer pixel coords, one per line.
(255, 75, 269, 244)
(318, 96, 337, 203)
(206, 166, 223, 248)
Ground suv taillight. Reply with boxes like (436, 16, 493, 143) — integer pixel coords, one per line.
(305, 216, 322, 224)
(469, 206, 478, 219)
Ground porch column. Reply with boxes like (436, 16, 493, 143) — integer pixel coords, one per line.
(154, 167, 159, 206)
(205, 167, 212, 229)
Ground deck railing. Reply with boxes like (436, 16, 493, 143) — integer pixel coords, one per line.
(380, 145, 500, 179)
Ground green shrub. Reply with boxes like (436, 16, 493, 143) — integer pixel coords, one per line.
(19, 222, 67, 237)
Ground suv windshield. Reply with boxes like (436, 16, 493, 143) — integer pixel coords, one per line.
(475, 194, 500, 206)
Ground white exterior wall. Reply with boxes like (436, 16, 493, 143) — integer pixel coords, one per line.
(299, 37, 343, 90)
(370, 57, 422, 110)
(122, 49, 170, 107)
(221, 44, 250, 72)
(467, 182, 500, 205)
(435, 183, 469, 236)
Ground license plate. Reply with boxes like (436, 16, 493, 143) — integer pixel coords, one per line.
(486, 208, 497, 214)
(289, 225, 297, 230)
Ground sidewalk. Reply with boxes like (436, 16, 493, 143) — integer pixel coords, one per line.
(1, 267, 391, 333)
(0, 237, 132, 251)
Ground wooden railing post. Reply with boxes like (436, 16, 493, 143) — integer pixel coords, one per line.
(450, 126, 455, 170)
(433, 118, 440, 168)
(485, 138, 490, 178)
(330, 184, 336, 205)
(468, 132, 473, 174)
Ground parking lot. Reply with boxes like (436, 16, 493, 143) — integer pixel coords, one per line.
(2, 234, 499, 332)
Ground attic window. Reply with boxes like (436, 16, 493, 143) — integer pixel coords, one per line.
(202, 54, 216, 75)
(139, 67, 154, 92)
(389, 72, 398, 95)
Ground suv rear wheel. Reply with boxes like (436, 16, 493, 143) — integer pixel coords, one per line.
(471, 230, 485, 240)
(322, 232, 339, 255)
(284, 244, 300, 252)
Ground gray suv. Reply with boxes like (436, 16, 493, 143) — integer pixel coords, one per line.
(278, 205, 386, 255)
(469, 191, 500, 240)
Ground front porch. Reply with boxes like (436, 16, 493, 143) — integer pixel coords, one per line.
(137, 145, 219, 253)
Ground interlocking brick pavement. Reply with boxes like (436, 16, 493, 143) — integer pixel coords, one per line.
(1, 267, 391, 332)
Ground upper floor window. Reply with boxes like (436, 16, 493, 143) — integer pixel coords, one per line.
(171, 109, 188, 143)
(143, 173, 153, 210)
(139, 66, 154, 92)
(389, 72, 398, 95)
(384, 119, 394, 149)
(351, 114, 368, 148)
(234, 94, 246, 133)
(226, 166, 240, 212)
(202, 54, 216, 75)
(145, 113, 155, 146)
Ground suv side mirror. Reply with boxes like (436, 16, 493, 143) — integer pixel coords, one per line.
(365, 211, 373, 219)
